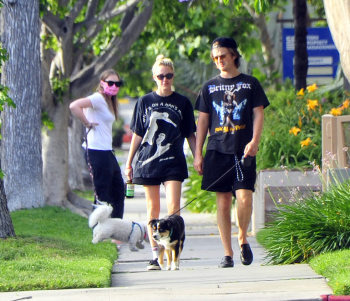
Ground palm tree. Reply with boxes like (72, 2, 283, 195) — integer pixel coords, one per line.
(293, 0, 308, 90)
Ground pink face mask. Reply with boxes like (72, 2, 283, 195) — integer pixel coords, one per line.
(100, 81, 120, 96)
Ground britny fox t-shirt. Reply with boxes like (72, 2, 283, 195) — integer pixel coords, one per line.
(130, 91, 196, 179)
(195, 73, 270, 154)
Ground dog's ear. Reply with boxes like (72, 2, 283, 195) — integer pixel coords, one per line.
(148, 219, 157, 226)
(96, 200, 109, 206)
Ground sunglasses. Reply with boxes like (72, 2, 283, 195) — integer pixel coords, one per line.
(156, 73, 174, 80)
(104, 80, 123, 87)
(213, 54, 228, 63)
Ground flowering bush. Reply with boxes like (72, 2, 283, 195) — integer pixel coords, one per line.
(258, 81, 350, 170)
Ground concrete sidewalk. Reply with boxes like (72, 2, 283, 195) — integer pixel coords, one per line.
(0, 185, 333, 301)
(112, 188, 333, 301)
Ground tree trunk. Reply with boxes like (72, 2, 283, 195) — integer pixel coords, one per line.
(324, 0, 350, 83)
(242, 2, 280, 84)
(42, 97, 92, 217)
(68, 117, 88, 191)
(42, 100, 70, 207)
(293, 0, 308, 90)
(0, 178, 15, 238)
(1, 0, 44, 211)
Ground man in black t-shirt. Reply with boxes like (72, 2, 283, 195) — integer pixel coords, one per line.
(194, 37, 269, 268)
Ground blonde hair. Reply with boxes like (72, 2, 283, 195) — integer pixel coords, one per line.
(152, 55, 175, 75)
(97, 69, 120, 120)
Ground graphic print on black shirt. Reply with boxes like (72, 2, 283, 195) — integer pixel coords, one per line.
(140, 111, 178, 167)
(212, 86, 247, 135)
(131, 92, 196, 179)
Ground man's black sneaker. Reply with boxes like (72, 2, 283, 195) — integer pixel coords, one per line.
(219, 256, 234, 268)
(240, 244, 253, 265)
(147, 258, 161, 270)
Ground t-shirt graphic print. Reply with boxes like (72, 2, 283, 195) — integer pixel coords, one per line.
(212, 87, 247, 135)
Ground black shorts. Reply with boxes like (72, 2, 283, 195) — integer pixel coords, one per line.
(202, 150, 256, 195)
(133, 175, 185, 186)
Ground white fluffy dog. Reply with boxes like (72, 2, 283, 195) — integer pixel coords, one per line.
(88, 203, 149, 251)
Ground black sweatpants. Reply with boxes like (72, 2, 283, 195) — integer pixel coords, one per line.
(85, 149, 125, 218)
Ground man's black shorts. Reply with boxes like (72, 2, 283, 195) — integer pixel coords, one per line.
(201, 150, 256, 195)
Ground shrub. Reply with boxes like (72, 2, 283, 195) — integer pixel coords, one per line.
(257, 177, 350, 265)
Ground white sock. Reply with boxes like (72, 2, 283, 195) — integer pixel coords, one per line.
(152, 247, 159, 260)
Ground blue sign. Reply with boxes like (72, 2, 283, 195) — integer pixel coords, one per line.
(283, 27, 340, 84)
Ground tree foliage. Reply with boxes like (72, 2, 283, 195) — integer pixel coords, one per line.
(118, 0, 274, 98)
(38, 0, 154, 213)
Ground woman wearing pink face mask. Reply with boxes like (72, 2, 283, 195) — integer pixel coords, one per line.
(70, 69, 125, 218)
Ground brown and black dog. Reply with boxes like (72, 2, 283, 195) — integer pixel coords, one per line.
(149, 215, 185, 270)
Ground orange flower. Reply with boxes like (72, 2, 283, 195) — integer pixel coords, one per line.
(342, 99, 350, 109)
(312, 117, 320, 125)
(306, 83, 318, 93)
(296, 88, 305, 96)
(298, 116, 303, 128)
(306, 99, 319, 111)
(289, 126, 301, 136)
(300, 137, 312, 147)
(330, 107, 342, 116)
(319, 103, 323, 114)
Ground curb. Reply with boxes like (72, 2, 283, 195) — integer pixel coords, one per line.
(321, 295, 350, 301)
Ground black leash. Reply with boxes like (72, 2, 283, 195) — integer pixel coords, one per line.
(85, 127, 100, 204)
(170, 154, 251, 216)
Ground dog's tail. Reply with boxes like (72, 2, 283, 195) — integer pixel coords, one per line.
(88, 204, 113, 228)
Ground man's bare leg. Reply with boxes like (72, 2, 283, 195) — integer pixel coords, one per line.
(235, 189, 253, 246)
(235, 189, 253, 265)
(216, 191, 234, 257)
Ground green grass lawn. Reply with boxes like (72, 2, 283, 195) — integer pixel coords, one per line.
(0, 206, 117, 292)
(74, 189, 95, 202)
(309, 250, 350, 296)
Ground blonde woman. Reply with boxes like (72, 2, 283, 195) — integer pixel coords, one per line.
(70, 69, 125, 218)
(125, 55, 196, 270)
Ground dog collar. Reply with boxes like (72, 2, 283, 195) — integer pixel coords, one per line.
(128, 222, 137, 241)
(143, 226, 147, 240)
(167, 227, 173, 238)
